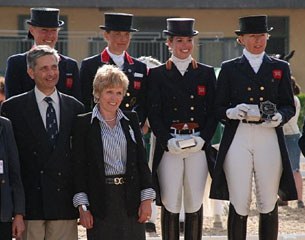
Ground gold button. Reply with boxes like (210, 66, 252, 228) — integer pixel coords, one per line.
(190, 106, 194, 110)
(174, 108, 178, 111)
(259, 97, 264, 101)
(247, 87, 252, 91)
(125, 103, 130, 108)
(126, 92, 130, 97)
(249, 98, 254, 102)
(190, 95, 194, 99)
(190, 117, 194, 121)
(260, 86, 265, 91)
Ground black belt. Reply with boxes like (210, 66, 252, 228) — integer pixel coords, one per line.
(105, 176, 126, 185)
(170, 128, 200, 135)
(242, 120, 264, 124)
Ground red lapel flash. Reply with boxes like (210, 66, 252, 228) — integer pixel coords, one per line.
(134, 81, 141, 90)
(197, 85, 206, 96)
(272, 69, 282, 80)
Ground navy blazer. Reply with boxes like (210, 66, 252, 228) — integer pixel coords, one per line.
(72, 111, 153, 219)
(0, 116, 25, 222)
(80, 49, 148, 124)
(5, 52, 82, 101)
(1, 90, 84, 220)
(210, 54, 297, 201)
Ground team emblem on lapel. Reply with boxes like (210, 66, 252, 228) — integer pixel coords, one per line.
(65, 73, 73, 89)
(197, 85, 206, 96)
(134, 81, 141, 90)
(272, 69, 282, 80)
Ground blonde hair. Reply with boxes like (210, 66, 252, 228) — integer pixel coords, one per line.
(0, 76, 4, 94)
(92, 65, 129, 103)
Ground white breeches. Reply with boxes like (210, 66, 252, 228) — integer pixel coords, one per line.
(157, 150, 208, 213)
(224, 122, 282, 216)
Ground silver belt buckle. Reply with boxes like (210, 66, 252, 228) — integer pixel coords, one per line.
(113, 177, 124, 185)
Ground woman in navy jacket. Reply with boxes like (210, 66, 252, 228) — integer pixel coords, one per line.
(72, 65, 155, 240)
(210, 15, 297, 240)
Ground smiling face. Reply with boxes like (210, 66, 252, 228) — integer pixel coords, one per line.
(98, 86, 124, 117)
(238, 33, 269, 54)
(29, 26, 59, 48)
(27, 54, 59, 95)
(167, 36, 194, 59)
(103, 31, 131, 55)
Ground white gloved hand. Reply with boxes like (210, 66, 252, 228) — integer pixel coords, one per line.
(167, 138, 184, 154)
(226, 103, 250, 120)
(261, 113, 282, 128)
(187, 136, 205, 153)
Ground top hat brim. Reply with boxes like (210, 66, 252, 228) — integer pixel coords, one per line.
(235, 27, 273, 36)
(99, 25, 138, 32)
(26, 19, 65, 28)
(163, 30, 198, 37)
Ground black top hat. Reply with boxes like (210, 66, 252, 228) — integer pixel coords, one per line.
(163, 18, 198, 37)
(235, 15, 273, 35)
(99, 13, 138, 32)
(27, 8, 64, 39)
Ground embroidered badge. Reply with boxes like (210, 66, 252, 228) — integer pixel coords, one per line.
(134, 72, 143, 78)
(65, 73, 73, 89)
(197, 85, 206, 96)
(272, 69, 282, 80)
(134, 81, 141, 90)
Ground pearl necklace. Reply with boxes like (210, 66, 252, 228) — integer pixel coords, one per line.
(104, 117, 116, 122)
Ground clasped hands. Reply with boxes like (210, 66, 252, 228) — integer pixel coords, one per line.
(226, 103, 282, 127)
(167, 136, 205, 154)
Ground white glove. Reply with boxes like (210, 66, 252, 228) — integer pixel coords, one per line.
(261, 113, 282, 128)
(226, 104, 250, 120)
(187, 136, 205, 153)
(167, 138, 184, 154)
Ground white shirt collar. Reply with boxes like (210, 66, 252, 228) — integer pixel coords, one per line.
(106, 47, 125, 68)
(243, 48, 265, 61)
(171, 54, 192, 64)
(34, 86, 59, 105)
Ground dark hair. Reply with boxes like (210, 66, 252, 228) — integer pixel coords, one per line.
(26, 45, 59, 69)
(291, 76, 301, 95)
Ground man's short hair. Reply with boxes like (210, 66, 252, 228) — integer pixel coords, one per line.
(27, 45, 60, 69)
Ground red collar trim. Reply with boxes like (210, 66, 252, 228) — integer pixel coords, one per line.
(101, 49, 134, 65)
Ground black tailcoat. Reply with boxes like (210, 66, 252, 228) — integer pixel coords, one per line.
(147, 61, 217, 205)
(5, 52, 81, 101)
(210, 54, 297, 201)
(72, 111, 153, 219)
(1, 90, 84, 220)
(80, 49, 148, 124)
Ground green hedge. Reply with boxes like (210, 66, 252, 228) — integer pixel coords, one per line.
(297, 93, 305, 130)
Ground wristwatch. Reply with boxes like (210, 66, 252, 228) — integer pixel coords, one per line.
(79, 204, 88, 212)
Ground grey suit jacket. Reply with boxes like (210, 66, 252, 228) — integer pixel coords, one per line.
(0, 116, 25, 222)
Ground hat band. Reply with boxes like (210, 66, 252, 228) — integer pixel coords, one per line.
(27, 19, 63, 28)
(164, 30, 198, 36)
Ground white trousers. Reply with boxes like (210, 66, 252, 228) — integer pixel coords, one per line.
(158, 149, 208, 213)
(224, 122, 282, 216)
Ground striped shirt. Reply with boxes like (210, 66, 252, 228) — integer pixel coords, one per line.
(73, 105, 155, 207)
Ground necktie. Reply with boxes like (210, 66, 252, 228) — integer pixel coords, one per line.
(44, 97, 58, 148)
